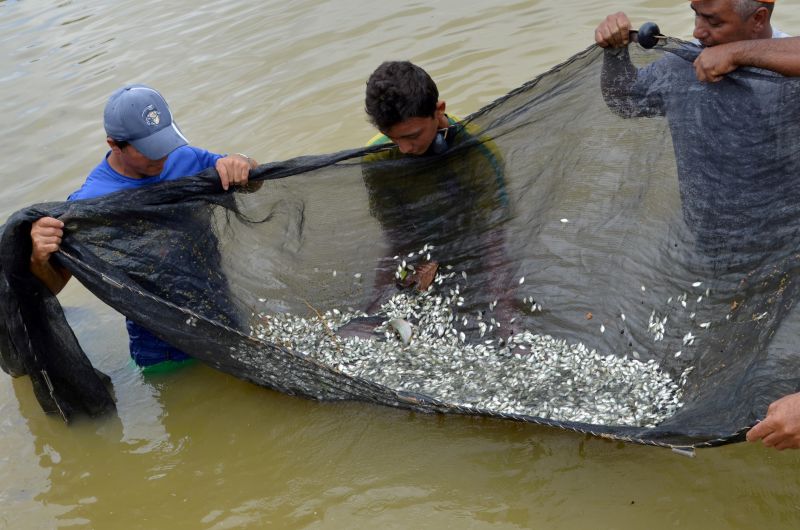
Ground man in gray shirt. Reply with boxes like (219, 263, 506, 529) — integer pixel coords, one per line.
(595, 1, 800, 450)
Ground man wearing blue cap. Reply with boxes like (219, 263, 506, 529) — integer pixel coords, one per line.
(29, 84, 257, 367)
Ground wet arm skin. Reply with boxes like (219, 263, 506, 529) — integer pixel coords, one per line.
(30, 259, 71, 294)
(30, 217, 72, 294)
(695, 37, 800, 82)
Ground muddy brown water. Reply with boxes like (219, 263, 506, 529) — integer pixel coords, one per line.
(2, 1, 800, 528)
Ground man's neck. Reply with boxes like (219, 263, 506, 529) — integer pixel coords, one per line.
(107, 151, 147, 179)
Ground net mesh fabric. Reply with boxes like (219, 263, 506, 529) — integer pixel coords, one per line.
(3, 40, 800, 448)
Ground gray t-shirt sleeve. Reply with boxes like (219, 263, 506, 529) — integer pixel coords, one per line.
(601, 48, 673, 118)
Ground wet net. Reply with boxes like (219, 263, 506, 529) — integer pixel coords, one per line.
(3, 39, 800, 449)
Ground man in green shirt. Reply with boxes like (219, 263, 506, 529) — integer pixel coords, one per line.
(365, 61, 457, 156)
(360, 61, 511, 327)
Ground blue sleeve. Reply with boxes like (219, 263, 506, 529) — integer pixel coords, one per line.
(67, 186, 89, 201)
(67, 159, 120, 201)
(158, 146, 225, 182)
(188, 146, 224, 169)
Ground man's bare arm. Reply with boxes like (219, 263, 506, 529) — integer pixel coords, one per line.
(30, 217, 71, 294)
(695, 37, 800, 82)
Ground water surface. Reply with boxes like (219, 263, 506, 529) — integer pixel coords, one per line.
(2, 1, 800, 528)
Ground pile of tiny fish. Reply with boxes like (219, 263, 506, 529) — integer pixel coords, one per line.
(250, 254, 688, 428)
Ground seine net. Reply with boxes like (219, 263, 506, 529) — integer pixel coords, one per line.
(3, 39, 800, 449)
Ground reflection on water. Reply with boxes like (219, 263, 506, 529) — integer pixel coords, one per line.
(3, 0, 800, 528)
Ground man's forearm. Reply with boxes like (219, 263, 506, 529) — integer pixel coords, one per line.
(731, 37, 800, 77)
(30, 258, 71, 295)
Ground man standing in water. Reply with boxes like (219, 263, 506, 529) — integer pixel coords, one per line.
(29, 84, 257, 367)
(363, 61, 507, 289)
(360, 61, 511, 325)
(596, 1, 800, 450)
(596, 1, 800, 81)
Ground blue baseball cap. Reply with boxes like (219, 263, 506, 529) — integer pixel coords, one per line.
(103, 84, 188, 160)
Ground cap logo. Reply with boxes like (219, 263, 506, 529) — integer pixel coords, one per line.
(142, 105, 161, 127)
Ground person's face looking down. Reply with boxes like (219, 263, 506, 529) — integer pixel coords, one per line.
(382, 100, 447, 156)
(691, 0, 768, 47)
(109, 140, 167, 177)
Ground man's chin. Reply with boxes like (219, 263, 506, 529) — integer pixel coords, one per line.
(409, 147, 430, 156)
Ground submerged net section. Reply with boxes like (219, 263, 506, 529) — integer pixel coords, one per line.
(3, 39, 800, 448)
(251, 262, 688, 428)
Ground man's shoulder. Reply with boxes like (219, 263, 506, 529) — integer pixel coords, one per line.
(630, 50, 695, 95)
(773, 28, 790, 39)
(68, 155, 125, 200)
(162, 145, 223, 177)
(366, 133, 391, 147)
(170, 144, 221, 162)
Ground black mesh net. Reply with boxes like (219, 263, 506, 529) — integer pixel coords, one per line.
(3, 39, 800, 449)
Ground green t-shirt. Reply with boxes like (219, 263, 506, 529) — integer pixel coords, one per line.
(361, 114, 508, 258)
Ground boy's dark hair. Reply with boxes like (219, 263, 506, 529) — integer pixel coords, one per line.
(365, 61, 439, 132)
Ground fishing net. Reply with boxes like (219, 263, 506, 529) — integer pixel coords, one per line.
(3, 38, 800, 449)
